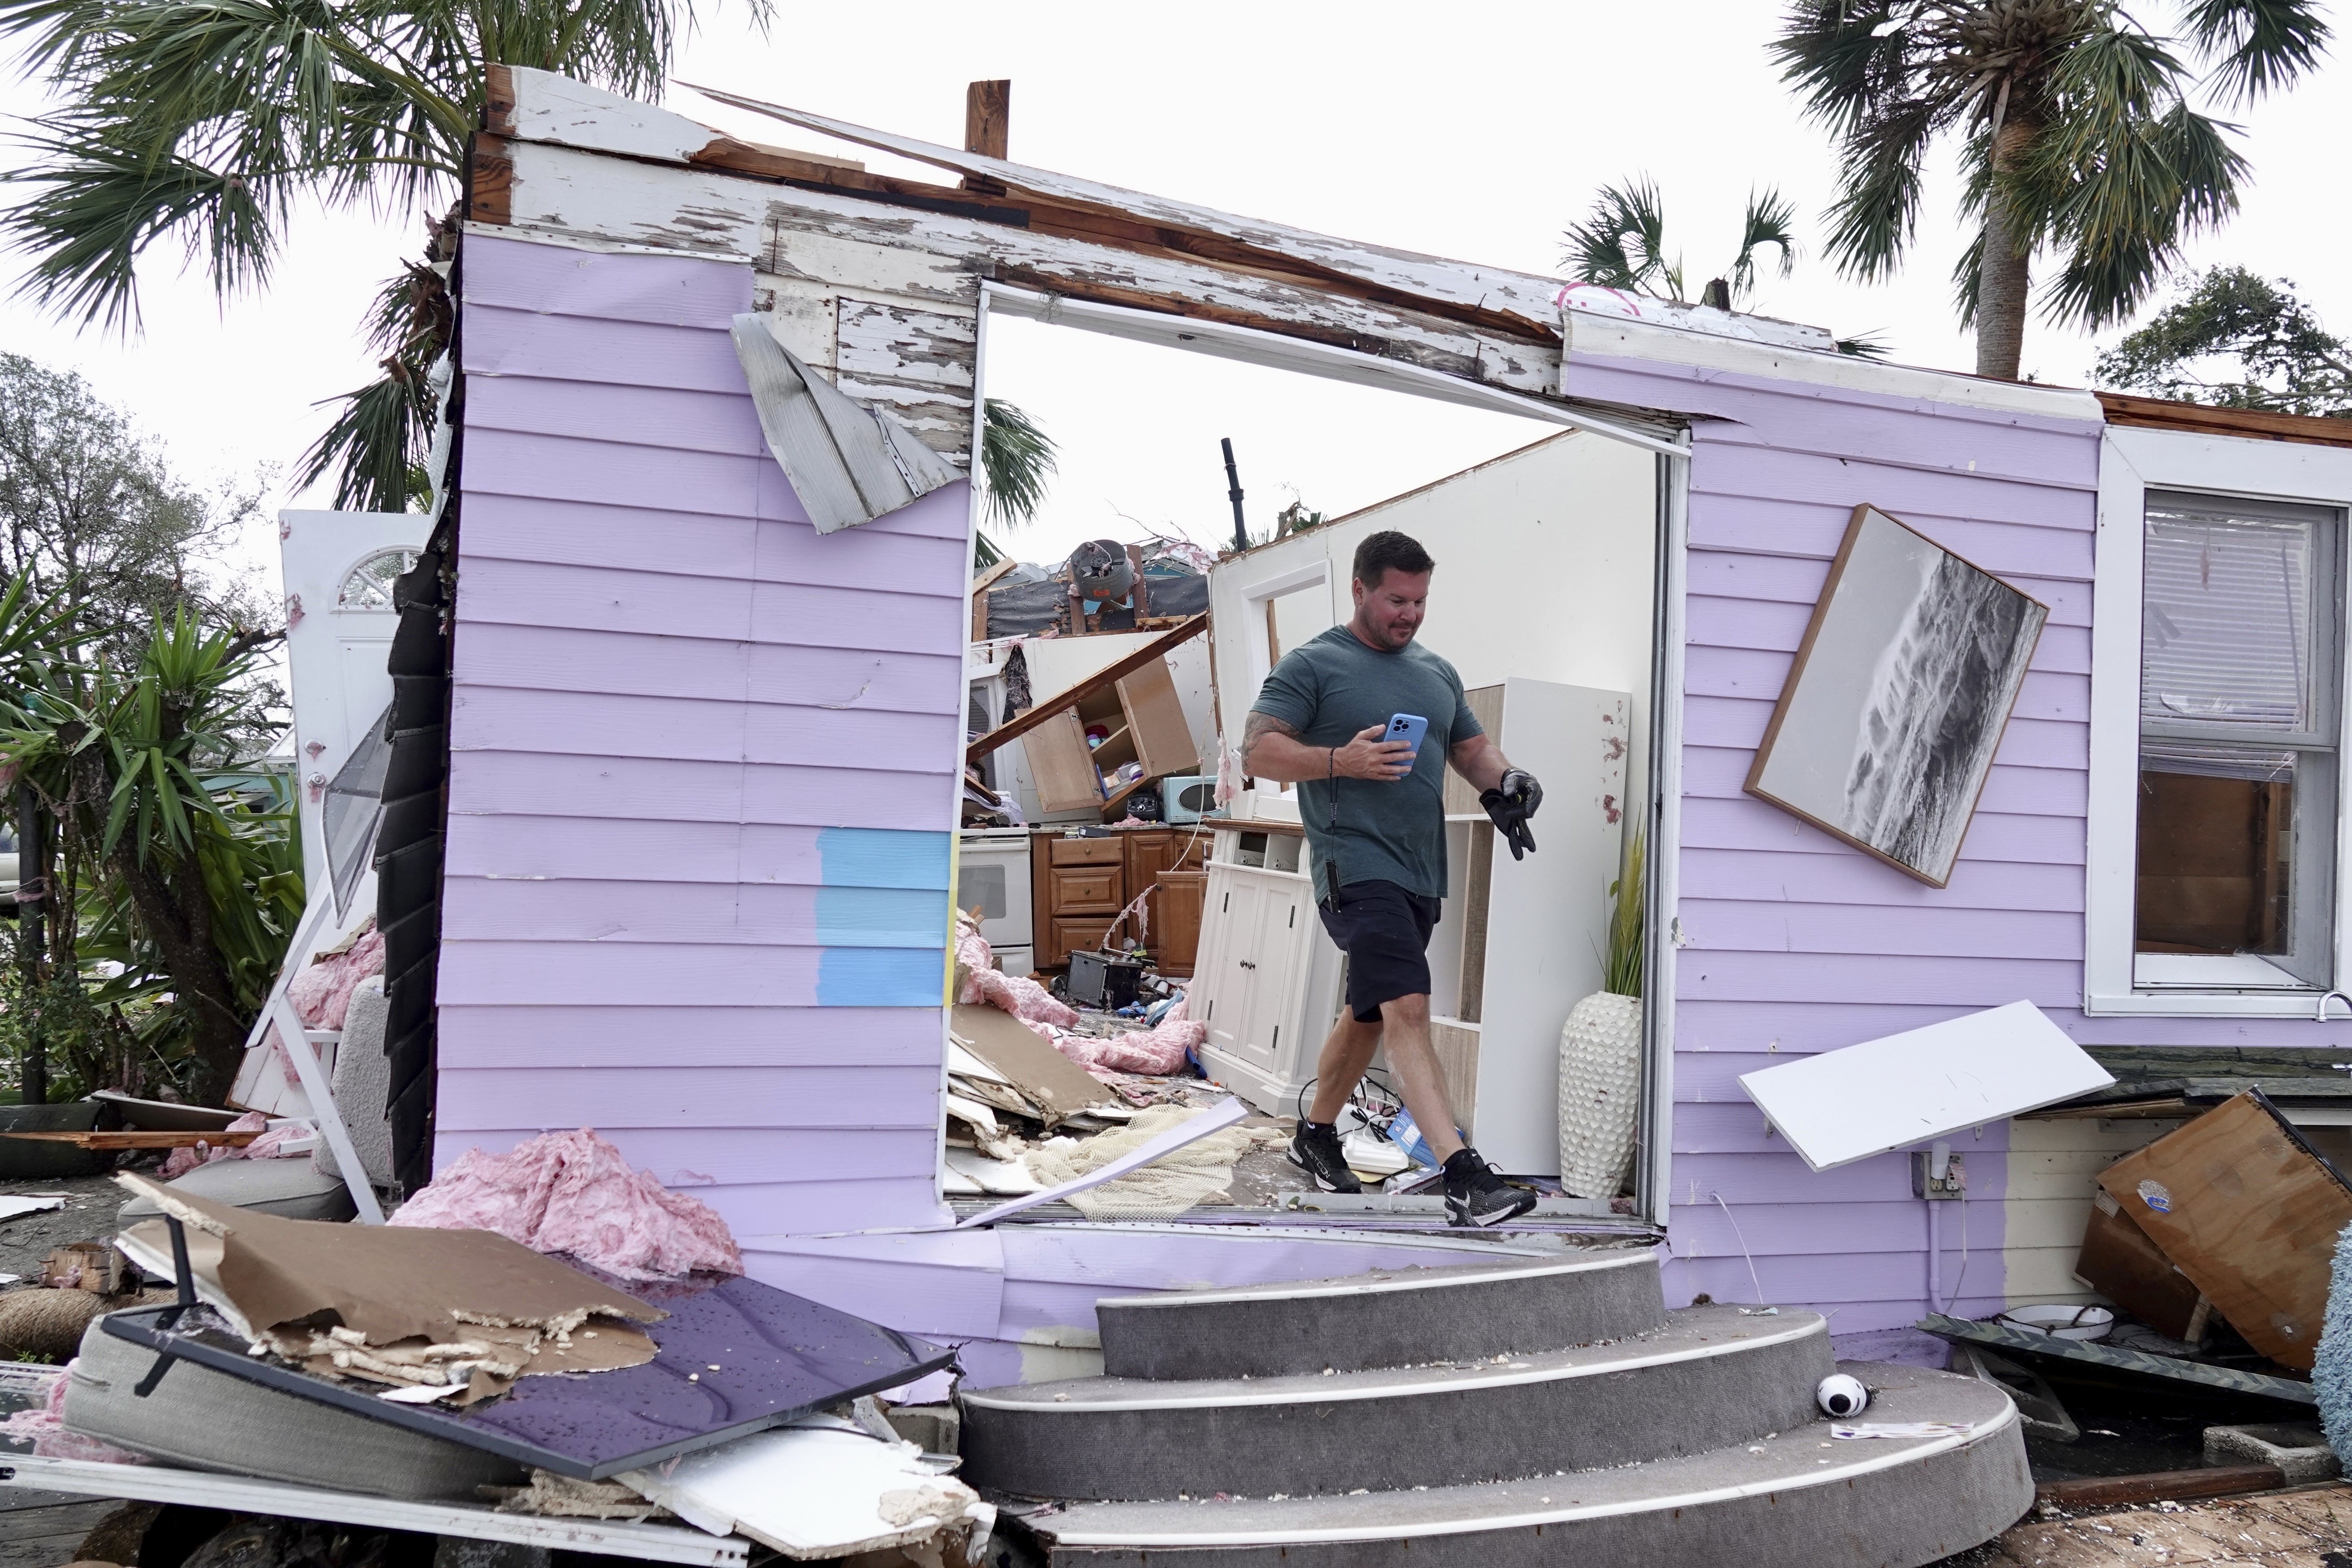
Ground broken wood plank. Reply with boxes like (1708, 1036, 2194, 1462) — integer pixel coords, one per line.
(964, 80, 1011, 160)
(965, 616, 1207, 765)
(2034, 1465, 2285, 1508)
(0, 1130, 263, 1151)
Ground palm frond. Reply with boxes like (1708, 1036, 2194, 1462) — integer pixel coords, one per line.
(1819, 92, 1942, 282)
(1728, 185, 1799, 301)
(979, 398, 1057, 530)
(1564, 177, 1678, 299)
(2181, 0, 2330, 104)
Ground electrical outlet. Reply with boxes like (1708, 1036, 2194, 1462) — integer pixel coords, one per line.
(1911, 1151, 1966, 1200)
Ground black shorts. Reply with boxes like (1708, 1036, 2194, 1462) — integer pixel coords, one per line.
(1318, 879, 1443, 1023)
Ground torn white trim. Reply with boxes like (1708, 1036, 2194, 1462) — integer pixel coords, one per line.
(728, 315, 960, 534)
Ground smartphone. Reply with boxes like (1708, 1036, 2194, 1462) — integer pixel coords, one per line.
(1385, 713, 1430, 761)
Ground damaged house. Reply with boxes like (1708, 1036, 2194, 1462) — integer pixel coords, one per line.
(182, 61, 2352, 1567)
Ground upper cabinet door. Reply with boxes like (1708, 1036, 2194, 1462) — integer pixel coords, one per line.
(1118, 660, 1200, 781)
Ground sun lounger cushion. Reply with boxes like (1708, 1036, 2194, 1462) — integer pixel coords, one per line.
(62, 1317, 527, 1499)
(116, 1156, 356, 1225)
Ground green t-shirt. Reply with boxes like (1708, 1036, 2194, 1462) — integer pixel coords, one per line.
(1249, 625, 1482, 898)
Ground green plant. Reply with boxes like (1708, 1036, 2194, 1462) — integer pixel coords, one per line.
(2096, 265, 2352, 416)
(0, 0, 771, 511)
(1605, 829, 1647, 1000)
(979, 398, 1059, 530)
(0, 595, 297, 1104)
(1774, 0, 2328, 380)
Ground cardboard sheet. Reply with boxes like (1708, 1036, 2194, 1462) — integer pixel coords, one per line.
(2097, 1091, 2352, 1370)
(117, 1171, 661, 1396)
(949, 1004, 1118, 1127)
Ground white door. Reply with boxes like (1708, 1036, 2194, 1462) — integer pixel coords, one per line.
(1239, 878, 1311, 1078)
(279, 511, 431, 916)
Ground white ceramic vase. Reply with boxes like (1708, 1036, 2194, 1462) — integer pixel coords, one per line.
(1558, 991, 1643, 1199)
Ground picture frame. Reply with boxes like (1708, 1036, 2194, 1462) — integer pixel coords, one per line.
(1744, 504, 2049, 888)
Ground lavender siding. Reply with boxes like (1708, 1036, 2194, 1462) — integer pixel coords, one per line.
(1573, 352, 2103, 1334)
(443, 233, 964, 1237)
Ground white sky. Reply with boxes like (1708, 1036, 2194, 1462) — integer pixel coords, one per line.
(3, 0, 2347, 583)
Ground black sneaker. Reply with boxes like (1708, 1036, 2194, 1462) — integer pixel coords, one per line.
(1287, 1121, 1363, 1193)
(1443, 1148, 1536, 1227)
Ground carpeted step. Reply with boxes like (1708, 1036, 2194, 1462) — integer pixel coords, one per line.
(1096, 1247, 1664, 1380)
(961, 1304, 1833, 1501)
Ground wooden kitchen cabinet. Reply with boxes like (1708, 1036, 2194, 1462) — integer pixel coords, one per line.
(1019, 657, 1200, 816)
(1029, 827, 1210, 974)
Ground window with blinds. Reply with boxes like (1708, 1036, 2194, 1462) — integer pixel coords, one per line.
(2136, 492, 2344, 984)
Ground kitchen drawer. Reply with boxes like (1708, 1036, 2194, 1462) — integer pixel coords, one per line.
(1050, 865, 1123, 912)
(1053, 916, 1116, 963)
(1050, 836, 1125, 868)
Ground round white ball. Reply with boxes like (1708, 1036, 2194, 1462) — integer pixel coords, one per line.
(1816, 1373, 1869, 1418)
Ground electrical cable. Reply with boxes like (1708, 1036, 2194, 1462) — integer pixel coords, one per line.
(1710, 1192, 1767, 1306)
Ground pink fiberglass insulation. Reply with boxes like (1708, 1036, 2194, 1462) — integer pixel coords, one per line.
(288, 924, 386, 1031)
(956, 920, 1078, 1027)
(1050, 1000, 1205, 1076)
(158, 1111, 272, 1180)
(389, 1128, 742, 1282)
(3, 1364, 147, 1464)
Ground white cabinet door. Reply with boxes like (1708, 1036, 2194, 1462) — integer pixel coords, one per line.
(1228, 872, 1311, 1078)
(1199, 870, 1264, 1067)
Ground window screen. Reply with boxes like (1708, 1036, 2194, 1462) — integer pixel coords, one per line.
(2137, 493, 2343, 983)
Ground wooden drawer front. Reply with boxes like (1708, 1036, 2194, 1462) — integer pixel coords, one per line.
(1050, 865, 1123, 912)
(1173, 835, 1210, 872)
(1050, 836, 1124, 867)
(1053, 916, 1115, 962)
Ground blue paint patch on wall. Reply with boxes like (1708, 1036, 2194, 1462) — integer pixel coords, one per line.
(816, 946, 952, 1006)
(815, 885, 953, 948)
(818, 827, 952, 891)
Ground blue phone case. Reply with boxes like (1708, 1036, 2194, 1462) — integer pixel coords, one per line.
(1386, 713, 1430, 760)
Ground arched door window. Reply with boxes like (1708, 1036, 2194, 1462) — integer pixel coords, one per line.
(338, 548, 420, 609)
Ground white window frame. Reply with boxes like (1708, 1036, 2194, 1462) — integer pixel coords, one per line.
(2086, 426, 2352, 1015)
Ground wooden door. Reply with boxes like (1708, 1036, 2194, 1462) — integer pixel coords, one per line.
(1024, 710, 1102, 812)
(1123, 829, 1174, 953)
(1157, 871, 1206, 976)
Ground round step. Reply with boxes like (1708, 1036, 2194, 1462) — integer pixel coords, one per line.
(963, 1304, 1834, 1501)
(1096, 1248, 1665, 1381)
(1020, 1361, 2030, 1566)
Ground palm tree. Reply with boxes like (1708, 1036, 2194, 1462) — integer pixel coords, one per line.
(1564, 178, 1799, 310)
(978, 398, 1057, 530)
(0, 0, 767, 511)
(1774, 1, 2328, 381)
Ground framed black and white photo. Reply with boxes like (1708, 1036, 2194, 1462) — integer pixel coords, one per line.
(1745, 504, 2049, 888)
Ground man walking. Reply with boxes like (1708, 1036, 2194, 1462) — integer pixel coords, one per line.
(1243, 530, 1541, 1227)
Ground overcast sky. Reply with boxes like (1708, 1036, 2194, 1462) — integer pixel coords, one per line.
(3, 0, 2346, 582)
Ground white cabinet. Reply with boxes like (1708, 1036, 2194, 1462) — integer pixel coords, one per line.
(1192, 835, 1344, 1115)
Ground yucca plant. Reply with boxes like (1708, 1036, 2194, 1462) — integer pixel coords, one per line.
(0, 598, 296, 1103)
(1604, 829, 1647, 1000)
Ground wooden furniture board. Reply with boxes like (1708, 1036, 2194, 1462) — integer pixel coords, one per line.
(966, 616, 1206, 764)
(1441, 684, 1508, 817)
(1430, 1020, 1482, 1141)
(2075, 1191, 2205, 1341)
(0, 1130, 263, 1151)
(2097, 1091, 2352, 1369)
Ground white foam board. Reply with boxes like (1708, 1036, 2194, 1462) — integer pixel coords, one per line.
(1737, 1001, 2114, 1172)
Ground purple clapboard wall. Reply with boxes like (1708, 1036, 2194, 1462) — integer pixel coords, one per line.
(1575, 352, 2101, 1335)
(442, 232, 965, 1239)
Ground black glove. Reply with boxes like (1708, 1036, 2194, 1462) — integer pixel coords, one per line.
(1467, 771, 1543, 860)
(1498, 769, 1542, 818)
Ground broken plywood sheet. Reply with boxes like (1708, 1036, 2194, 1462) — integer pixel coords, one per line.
(2098, 1091, 2352, 1370)
(950, 1004, 1119, 1128)
(2075, 1190, 2206, 1342)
